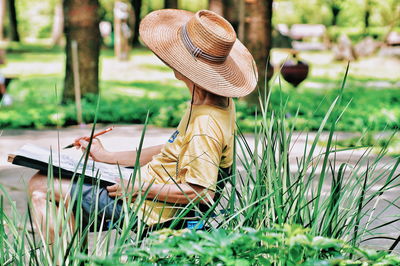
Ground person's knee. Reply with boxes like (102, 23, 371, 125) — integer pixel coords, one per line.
(30, 190, 47, 206)
(28, 171, 73, 206)
(28, 172, 48, 197)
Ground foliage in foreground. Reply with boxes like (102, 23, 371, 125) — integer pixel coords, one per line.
(80, 226, 400, 265)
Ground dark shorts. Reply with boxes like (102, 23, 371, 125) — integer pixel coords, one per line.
(70, 182, 124, 231)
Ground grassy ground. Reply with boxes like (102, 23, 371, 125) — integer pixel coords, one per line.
(1, 43, 399, 133)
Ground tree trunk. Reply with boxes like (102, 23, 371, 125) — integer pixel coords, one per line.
(0, 0, 5, 41)
(364, 10, 370, 32)
(130, 0, 142, 46)
(243, 0, 273, 105)
(364, 0, 371, 33)
(164, 0, 178, 9)
(223, 0, 239, 32)
(238, 0, 245, 40)
(62, 0, 101, 102)
(331, 5, 340, 26)
(7, 0, 19, 41)
(209, 0, 223, 15)
(51, 3, 64, 45)
(114, 1, 131, 60)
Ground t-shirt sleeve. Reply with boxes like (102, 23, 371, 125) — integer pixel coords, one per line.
(178, 115, 223, 191)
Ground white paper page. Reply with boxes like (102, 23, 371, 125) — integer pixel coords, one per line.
(15, 144, 134, 184)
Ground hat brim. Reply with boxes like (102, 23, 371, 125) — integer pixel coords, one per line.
(139, 9, 258, 98)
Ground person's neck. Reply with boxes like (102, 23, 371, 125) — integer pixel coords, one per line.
(192, 85, 229, 108)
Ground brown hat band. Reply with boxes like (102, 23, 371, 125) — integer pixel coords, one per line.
(181, 24, 227, 63)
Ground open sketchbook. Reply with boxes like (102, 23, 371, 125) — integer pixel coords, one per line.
(8, 144, 134, 186)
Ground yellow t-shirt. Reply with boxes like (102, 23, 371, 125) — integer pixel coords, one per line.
(134, 99, 235, 225)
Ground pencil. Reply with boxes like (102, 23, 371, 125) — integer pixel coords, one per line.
(63, 126, 114, 149)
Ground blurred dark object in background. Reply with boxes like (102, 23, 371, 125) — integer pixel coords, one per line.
(281, 52, 309, 87)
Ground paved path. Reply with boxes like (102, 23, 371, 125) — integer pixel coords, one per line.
(0, 125, 399, 252)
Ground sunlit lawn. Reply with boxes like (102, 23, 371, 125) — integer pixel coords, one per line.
(1, 43, 400, 133)
(3, 44, 186, 102)
(4, 43, 399, 98)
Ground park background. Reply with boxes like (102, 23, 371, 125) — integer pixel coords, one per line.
(0, 0, 400, 265)
(0, 0, 399, 136)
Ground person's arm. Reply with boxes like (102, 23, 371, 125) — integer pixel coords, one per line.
(107, 181, 215, 204)
(146, 183, 216, 204)
(101, 145, 163, 166)
(78, 138, 163, 166)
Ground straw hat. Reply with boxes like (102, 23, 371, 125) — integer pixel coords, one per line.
(139, 9, 258, 97)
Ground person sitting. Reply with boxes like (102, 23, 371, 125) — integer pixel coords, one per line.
(28, 9, 257, 242)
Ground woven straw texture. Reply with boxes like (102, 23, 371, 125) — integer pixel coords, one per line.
(139, 9, 258, 97)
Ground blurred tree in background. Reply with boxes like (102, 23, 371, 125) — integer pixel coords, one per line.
(130, 0, 142, 46)
(164, 0, 177, 9)
(0, 0, 19, 41)
(325, 0, 344, 26)
(223, 0, 240, 31)
(364, 0, 371, 31)
(243, 0, 273, 105)
(6, 0, 19, 41)
(0, 0, 5, 40)
(51, 2, 63, 45)
(62, 0, 101, 102)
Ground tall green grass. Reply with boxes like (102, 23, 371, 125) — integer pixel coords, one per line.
(0, 67, 400, 264)
(223, 67, 400, 246)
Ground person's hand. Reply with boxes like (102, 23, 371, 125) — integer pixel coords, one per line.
(77, 137, 112, 163)
(107, 179, 142, 199)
